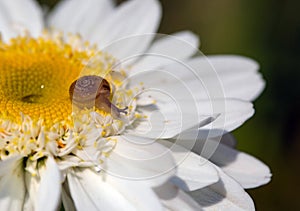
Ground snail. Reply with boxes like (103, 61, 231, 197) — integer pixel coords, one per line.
(69, 75, 128, 118)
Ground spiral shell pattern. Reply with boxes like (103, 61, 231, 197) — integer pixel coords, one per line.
(69, 75, 110, 105)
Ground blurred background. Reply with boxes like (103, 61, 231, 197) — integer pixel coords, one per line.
(38, 0, 300, 210)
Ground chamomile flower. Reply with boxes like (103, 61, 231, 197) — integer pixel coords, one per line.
(0, 0, 270, 210)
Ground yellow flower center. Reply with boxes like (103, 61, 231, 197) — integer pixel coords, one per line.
(0, 34, 112, 125)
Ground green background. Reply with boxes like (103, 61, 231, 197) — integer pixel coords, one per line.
(38, 0, 300, 210)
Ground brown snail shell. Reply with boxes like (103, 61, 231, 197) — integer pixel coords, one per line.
(69, 75, 127, 117)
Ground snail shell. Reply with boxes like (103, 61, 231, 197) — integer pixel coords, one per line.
(69, 75, 127, 117)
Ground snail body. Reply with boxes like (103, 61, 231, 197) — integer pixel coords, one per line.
(69, 75, 127, 117)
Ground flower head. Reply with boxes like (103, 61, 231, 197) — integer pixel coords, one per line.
(0, 0, 271, 210)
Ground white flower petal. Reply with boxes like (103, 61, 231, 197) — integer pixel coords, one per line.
(129, 63, 216, 103)
(106, 176, 164, 211)
(219, 72, 264, 102)
(0, 9, 15, 40)
(90, 0, 161, 61)
(127, 108, 215, 139)
(131, 94, 252, 138)
(136, 55, 264, 102)
(129, 58, 255, 136)
(170, 132, 271, 189)
(154, 182, 203, 211)
(35, 157, 62, 211)
(199, 99, 254, 134)
(129, 70, 221, 138)
(177, 99, 254, 138)
(67, 168, 136, 211)
(204, 140, 271, 189)
(158, 140, 219, 191)
(24, 158, 61, 211)
(128, 57, 225, 114)
(190, 165, 255, 211)
(105, 135, 176, 187)
(24, 173, 38, 211)
(48, 0, 115, 39)
(200, 55, 264, 101)
(0, 0, 43, 41)
(131, 31, 199, 73)
(0, 156, 25, 210)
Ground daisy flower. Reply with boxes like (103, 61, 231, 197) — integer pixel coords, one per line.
(0, 0, 271, 210)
